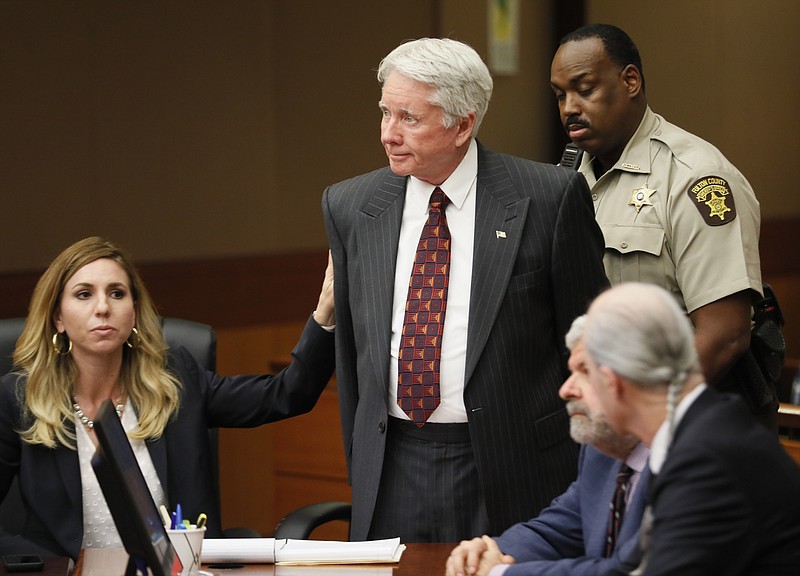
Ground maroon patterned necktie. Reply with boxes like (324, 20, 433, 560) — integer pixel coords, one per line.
(605, 462, 634, 556)
(397, 188, 451, 426)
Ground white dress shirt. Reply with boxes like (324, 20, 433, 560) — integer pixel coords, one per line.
(388, 139, 478, 422)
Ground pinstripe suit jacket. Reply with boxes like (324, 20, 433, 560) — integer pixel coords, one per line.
(322, 142, 608, 540)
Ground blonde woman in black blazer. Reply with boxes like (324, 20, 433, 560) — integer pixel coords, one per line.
(0, 236, 335, 559)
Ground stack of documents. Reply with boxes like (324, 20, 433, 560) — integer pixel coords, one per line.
(201, 537, 405, 565)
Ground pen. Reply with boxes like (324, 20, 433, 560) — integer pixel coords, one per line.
(159, 505, 171, 528)
(196, 513, 207, 529)
(170, 511, 177, 530)
(176, 503, 184, 530)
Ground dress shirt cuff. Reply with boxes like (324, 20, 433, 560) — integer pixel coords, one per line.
(312, 310, 335, 332)
(489, 565, 511, 576)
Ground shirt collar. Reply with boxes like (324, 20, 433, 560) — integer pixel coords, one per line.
(649, 383, 707, 474)
(625, 442, 651, 474)
(407, 139, 477, 212)
(616, 106, 658, 174)
(582, 106, 658, 177)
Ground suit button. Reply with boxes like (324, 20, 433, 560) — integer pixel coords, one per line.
(378, 421, 386, 433)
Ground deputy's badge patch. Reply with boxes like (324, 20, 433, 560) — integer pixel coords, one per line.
(687, 176, 736, 226)
(628, 184, 656, 213)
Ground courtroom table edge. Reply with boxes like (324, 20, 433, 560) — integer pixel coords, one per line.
(74, 543, 455, 575)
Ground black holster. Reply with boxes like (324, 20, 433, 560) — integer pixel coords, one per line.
(718, 284, 785, 430)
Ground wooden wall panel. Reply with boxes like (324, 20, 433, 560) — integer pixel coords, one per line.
(217, 425, 275, 536)
(271, 475, 351, 541)
(780, 438, 800, 466)
(215, 322, 348, 537)
(270, 386, 347, 481)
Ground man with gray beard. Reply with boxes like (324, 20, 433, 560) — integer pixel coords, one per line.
(446, 315, 650, 576)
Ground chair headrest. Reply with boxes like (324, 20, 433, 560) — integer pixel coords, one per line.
(0, 318, 27, 376)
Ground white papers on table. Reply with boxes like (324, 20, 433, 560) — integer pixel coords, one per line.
(201, 537, 405, 565)
(276, 538, 405, 564)
(202, 538, 276, 563)
(276, 566, 393, 575)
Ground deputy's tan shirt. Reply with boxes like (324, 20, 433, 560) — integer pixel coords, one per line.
(579, 107, 762, 313)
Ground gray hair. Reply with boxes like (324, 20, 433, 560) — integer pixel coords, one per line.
(377, 38, 493, 138)
(584, 283, 701, 443)
(565, 314, 587, 351)
(584, 282, 701, 444)
(584, 283, 700, 390)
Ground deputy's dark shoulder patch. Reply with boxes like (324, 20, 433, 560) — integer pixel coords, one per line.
(686, 176, 736, 226)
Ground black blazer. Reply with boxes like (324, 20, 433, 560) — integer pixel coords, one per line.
(322, 143, 608, 539)
(0, 316, 334, 560)
(637, 388, 800, 575)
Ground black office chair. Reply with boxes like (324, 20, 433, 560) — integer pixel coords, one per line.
(0, 317, 26, 376)
(0, 318, 32, 538)
(274, 501, 352, 539)
(0, 316, 259, 538)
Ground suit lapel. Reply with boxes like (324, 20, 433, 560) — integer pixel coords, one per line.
(650, 387, 717, 500)
(669, 387, 716, 446)
(358, 174, 406, 394)
(147, 434, 169, 496)
(54, 437, 81, 511)
(465, 149, 529, 384)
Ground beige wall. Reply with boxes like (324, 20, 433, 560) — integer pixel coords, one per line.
(1, 0, 797, 273)
(1, 1, 282, 270)
(0, 0, 554, 273)
(587, 0, 800, 219)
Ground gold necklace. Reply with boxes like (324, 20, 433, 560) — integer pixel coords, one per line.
(72, 391, 126, 430)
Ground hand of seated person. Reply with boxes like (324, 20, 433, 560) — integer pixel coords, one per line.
(477, 536, 515, 575)
(446, 535, 515, 576)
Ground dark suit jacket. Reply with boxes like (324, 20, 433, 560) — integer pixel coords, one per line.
(322, 143, 608, 539)
(0, 316, 334, 560)
(495, 445, 649, 576)
(633, 388, 800, 575)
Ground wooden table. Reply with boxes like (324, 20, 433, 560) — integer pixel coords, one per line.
(74, 543, 453, 575)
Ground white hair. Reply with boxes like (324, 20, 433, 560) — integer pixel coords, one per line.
(377, 38, 493, 138)
(584, 283, 702, 441)
(565, 314, 587, 351)
(584, 283, 700, 389)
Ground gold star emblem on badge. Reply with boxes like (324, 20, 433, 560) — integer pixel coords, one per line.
(628, 185, 656, 212)
(705, 192, 731, 220)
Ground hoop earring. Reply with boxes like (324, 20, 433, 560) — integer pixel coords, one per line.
(52, 332, 72, 355)
(126, 327, 140, 349)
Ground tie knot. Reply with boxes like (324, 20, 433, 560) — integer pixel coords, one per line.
(617, 463, 634, 482)
(430, 188, 450, 211)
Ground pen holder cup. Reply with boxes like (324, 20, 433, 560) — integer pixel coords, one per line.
(167, 526, 206, 576)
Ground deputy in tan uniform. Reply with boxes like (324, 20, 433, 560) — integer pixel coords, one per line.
(550, 23, 775, 426)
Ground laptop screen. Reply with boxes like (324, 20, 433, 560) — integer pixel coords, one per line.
(91, 399, 182, 576)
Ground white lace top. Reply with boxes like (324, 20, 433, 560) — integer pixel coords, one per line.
(76, 399, 168, 548)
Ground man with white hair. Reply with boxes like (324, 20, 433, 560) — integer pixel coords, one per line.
(582, 282, 800, 575)
(323, 37, 607, 542)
